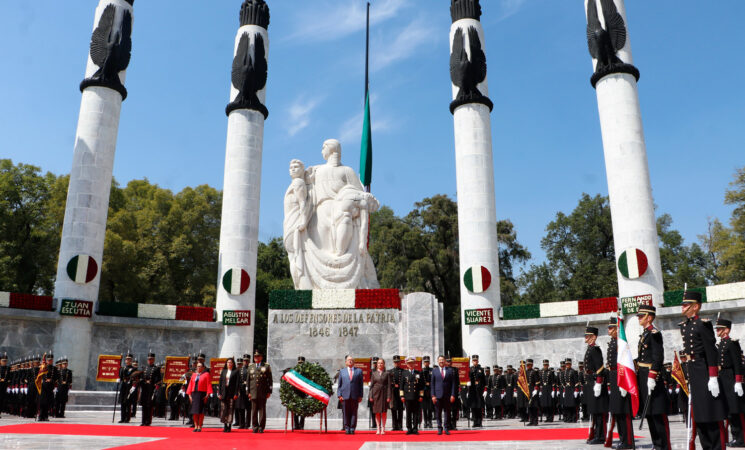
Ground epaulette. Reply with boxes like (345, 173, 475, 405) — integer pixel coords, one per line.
(678, 321, 686, 326)
(702, 318, 710, 322)
(651, 328, 659, 334)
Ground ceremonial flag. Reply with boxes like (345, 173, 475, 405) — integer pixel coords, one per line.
(35, 363, 48, 394)
(617, 314, 639, 416)
(359, 2, 372, 191)
(282, 369, 330, 405)
(671, 351, 689, 397)
(517, 360, 530, 399)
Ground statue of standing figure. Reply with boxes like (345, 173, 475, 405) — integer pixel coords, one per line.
(283, 139, 380, 289)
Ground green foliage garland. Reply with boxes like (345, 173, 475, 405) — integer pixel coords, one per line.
(280, 362, 333, 417)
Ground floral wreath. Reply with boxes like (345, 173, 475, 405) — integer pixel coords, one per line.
(280, 362, 333, 417)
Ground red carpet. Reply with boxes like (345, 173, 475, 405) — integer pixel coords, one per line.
(0, 423, 621, 449)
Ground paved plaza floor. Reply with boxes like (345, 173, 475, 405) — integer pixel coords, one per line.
(0, 411, 695, 449)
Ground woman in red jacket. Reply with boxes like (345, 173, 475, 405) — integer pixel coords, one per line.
(186, 361, 213, 432)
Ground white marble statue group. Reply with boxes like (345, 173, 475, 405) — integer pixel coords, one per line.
(283, 139, 380, 289)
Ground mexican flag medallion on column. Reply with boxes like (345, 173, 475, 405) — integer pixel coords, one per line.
(618, 248, 648, 279)
(222, 268, 250, 295)
(464, 265, 491, 293)
(66, 255, 98, 284)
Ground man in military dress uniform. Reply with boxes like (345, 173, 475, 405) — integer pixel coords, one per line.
(678, 352, 690, 418)
(248, 349, 272, 433)
(447, 356, 461, 429)
(400, 356, 423, 435)
(421, 356, 433, 428)
(525, 359, 541, 426)
(539, 359, 555, 422)
(578, 361, 588, 421)
(234, 353, 251, 428)
(139, 352, 161, 426)
(487, 365, 499, 420)
(37, 353, 59, 421)
(516, 360, 528, 422)
(389, 355, 405, 431)
(293, 356, 307, 430)
(584, 327, 608, 444)
(55, 357, 72, 418)
(0, 353, 9, 418)
(503, 364, 515, 419)
(715, 316, 745, 447)
(118, 353, 136, 423)
(467, 355, 486, 427)
(680, 291, 728, 450)
(607, 316, 633, 449)
(562, 358, 579, 423)
(483, 366, 492, 419)
(662, 363, 676, 415)
(636, 304, 671, 450)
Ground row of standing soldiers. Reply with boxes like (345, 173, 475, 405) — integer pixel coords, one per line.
(117, 350, 273, 431)
(0, 353, 72, 421)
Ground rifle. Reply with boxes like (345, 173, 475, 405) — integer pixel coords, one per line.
(604, 412, 615, 447)
(686, 383, 694, 450)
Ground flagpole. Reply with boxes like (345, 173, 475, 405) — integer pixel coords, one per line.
(363, 1, 371, 193)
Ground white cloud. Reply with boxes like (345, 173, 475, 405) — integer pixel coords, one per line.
(283, 0, 410, 44)
(371, 19, 438, 71)
(286, 96, 323, 137)
(494, 0, 528, 22)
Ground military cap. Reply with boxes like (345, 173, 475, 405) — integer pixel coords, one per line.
(578, 361, 584, 367)
(406, 356, 415, 362)
(371, 356, 379, 363)
(682, 290, 702, 304)
(663, 362, 672, 368)
(147, 352, 155, 358)
(125, 353, 134, 359)
(423, 356, 430, 362)
(506, 364, 513, 369)
(198, 353, 207, 360)
(608, 316, 618, 326)
(526, 359, 533, 364)
(253, 349, 263, 357)
(637, 304, 656, 315)
(715, 318, 733, 329)
(492, 365, 498, 370)
(445, 356, 452, 362)
(565, 358, 572, 363)
(585, 326, 599, 336)
(393, 355, 401, 362)
(242, 353, 251, 360)
(297, 356, 306, 363)
(542, 359, 549, 364)
(471, 354, 479, 360)
(1, 352, 7, 361)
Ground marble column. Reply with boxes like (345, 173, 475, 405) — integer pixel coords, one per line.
(585, 0, 664, 346)
(216, 0, 270, 358)
(449, 0, 500, 367)
(52, 0, 134, 388)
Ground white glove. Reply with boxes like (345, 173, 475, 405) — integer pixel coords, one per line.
(735, 382, 743, 397)
(619, 387, 627, 397)
(513, 392, 517, 398)
(500, 393, 505, 399)
(593, 382, 601, 397)
(647, 378, 656, 394)
(532, 389, 538, 397)
(116, 378, 120, 383)
(675, 388, 680, 394)
(551, 391, 555, 398)
(708, 377, 720, 397)
(129, 386, 136, 394)
(574, 391, 579, 398)
(466, 381, 471, 387)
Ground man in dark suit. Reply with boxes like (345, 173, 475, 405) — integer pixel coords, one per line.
(337, 354, 364, 434)
(431, 355, 457, 435)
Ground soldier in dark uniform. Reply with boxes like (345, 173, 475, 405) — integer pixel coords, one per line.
(26, 355, 40, 418)
(678, 352, 690, 417)
(680, 291, 727, 450)
(483, 366, 492, 419)
(55, 357, 72, 418)
(584, 326, 608, 444)
(366, 356, 378, 429)
(399, 356, 423, 435)
(556, 360, 565, 421)
(389, 355, 405, 431)
(293, 356, 307, 430)
(129, 358, 140, 419)
(662, 363, 676, 415)
(606, 316, 633, 449)
(540, 359, 555, 422)
(636, 304, 671, 450)
(139, 352, 161, 426)
(503, 364, 515, 419)
(562, 358, 579, 423)
(234, 353, 251, 428)
(248, 349, 272, 433)
(118, 353, 136, 423)
(516, 360, 528, 422)
(486, 365, 498, 419)
(421, 356, 433, 428)
(526, 359, 541, 426)
(447, 356, 460, 429)
(167, 376, 182, 421)
(467, 355, 486, 427)
(37, 353, 59, 421)
(715, 317, 745, 447)
(578, 361, 588, 421)
(0, 353, 9, 418)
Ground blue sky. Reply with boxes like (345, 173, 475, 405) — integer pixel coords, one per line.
(1, 0, 743, 269)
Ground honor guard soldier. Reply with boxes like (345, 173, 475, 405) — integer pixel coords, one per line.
(447, 356, 461, 429)
(584, 327, 608, 444)
(467, 355, 486, 427)
(680, 291, 727, 450)
(26, 355, 40, 418)
(421, 356, 434, 428)
(503, 364, 515, 419)
(235, 353, 251, 429)
(607, 316, 633, 449)
(400, 356, 423, 435)
(389, 355, 405, 431)
(539, 359, 555, 422)
(577, 360, 588, 421)
(525, 359, 541, 426)
(715, 317, 745, 447)
(556, 360, 565, 421)
(294, 356, 307, 430)
(678, 353, 690, 417)
(487, 365, 499, 419)
(139, 351, 161, 426)
(662, 363, 676, 414)
(483, 366, 492, 419)
(367, 356, 378, 429)
(562, 358, 579, 422)
(38, 353, 59, 421)
(248, 349, 272, 433)
(118, 353, 136, 423)
(636, 304, 671, 449)
(55, 357, 72, 418)
(0, 353, 9, 418)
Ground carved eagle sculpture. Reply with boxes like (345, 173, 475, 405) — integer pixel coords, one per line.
(450, 26, 487, 105)
(229, 32, 268, 118)
(88, 4, 132, 92)
(586, 0, 626, 72)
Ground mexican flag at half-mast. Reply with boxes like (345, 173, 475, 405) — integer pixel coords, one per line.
(617, 313, 640, 416)
(359, 2, 372, 192)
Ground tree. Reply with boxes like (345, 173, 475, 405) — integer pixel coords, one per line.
(254, 237, 293, 353)
(0, 160, 59, 294)
(657, 213, 708, 290)
(702, 167, 745, 283)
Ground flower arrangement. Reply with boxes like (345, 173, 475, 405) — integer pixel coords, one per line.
(355, 289, 401, 309)
(311, 289, 355, 309)
(280, 362, 333, 418)
(8, 293, 53, 311)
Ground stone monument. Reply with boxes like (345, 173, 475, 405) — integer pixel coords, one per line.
(283, 139, 380, 290)
(584, 0, 664, 345)
(448, 0, 500, 367)
(216, 0, 271, 358)
(52, 0, 135, 388)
